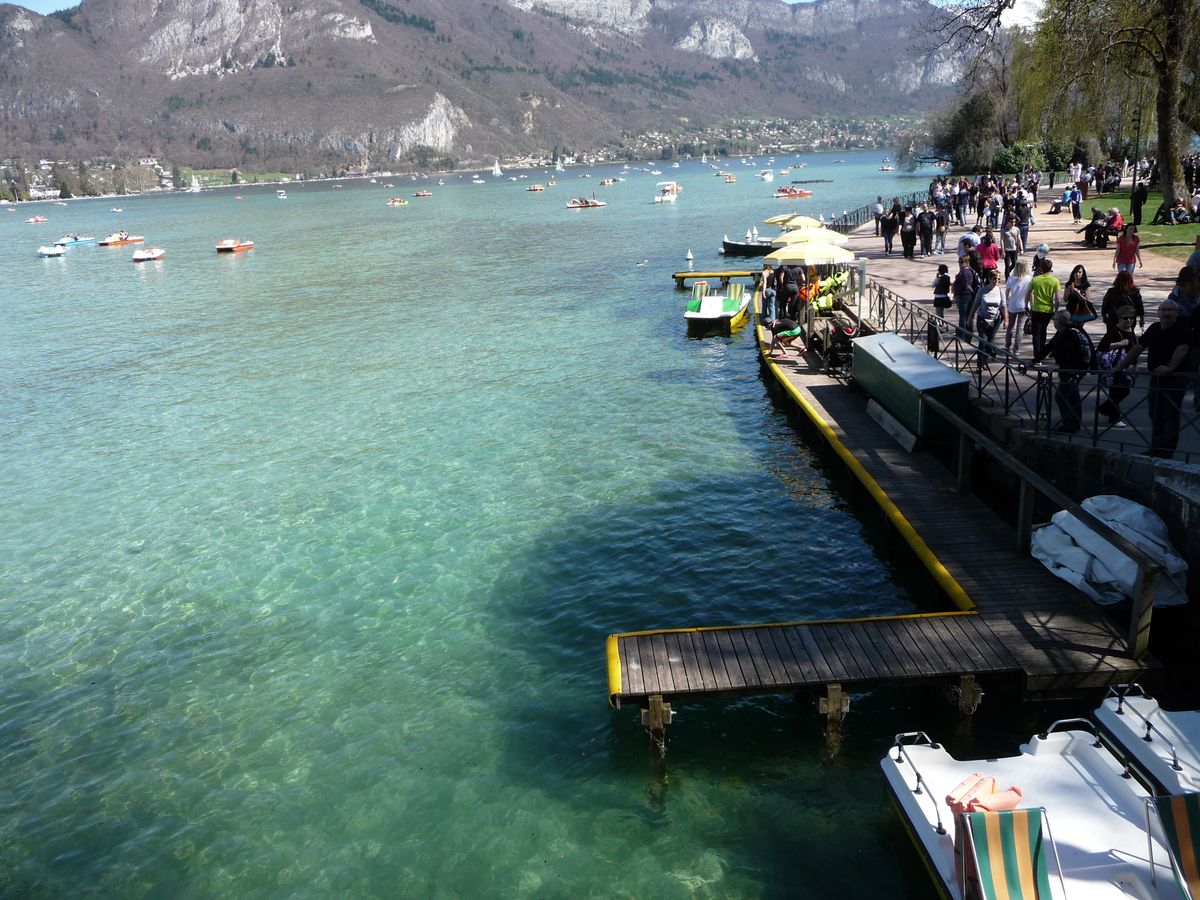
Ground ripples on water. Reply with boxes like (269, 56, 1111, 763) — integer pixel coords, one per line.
(3, 154, 1013, 897)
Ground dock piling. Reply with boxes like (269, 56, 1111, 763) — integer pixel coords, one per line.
(641, 694, 673, 760)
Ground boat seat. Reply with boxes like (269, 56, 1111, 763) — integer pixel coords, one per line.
(1148, 792, 1200, 899)
(687, 281, 708, 313)
(957, 808, 1061, 899)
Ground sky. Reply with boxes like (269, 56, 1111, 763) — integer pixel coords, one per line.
(17, 0, 1046, 26)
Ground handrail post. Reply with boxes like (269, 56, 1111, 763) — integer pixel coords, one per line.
(957, 431, 973, 495)
(1127, 565, 1159, 659)
(1016, 479, 1035, 552)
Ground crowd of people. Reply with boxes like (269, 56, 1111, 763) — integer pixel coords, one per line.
(864, 164, 1200, 458)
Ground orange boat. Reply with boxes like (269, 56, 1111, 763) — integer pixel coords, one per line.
(215, 239, 254, 253)
(99, 231, 145, 246)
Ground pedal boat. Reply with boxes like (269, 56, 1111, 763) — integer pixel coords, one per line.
(881, 722, 1178, 899)
(37, 244, 66, 257)
(1095, 684, 1200, 794)
(132, 248, 165, 262)
(54, 234, 94, 246)
(683, 281, 750, 335)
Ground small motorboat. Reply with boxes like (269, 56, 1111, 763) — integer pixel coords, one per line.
(723, 174, 737, 183)
(276, 190, 287, 199)
(879, 165, 896, 172)
(566, 196, 605, 209)
(54, 234, 95, 246)
(774, 187, 813, 199)
(721, 230, 775, 257)
(526, 184, 545, 192)
(653, 181, 682, 204)
(599, 178, 616, 186)
(98, 232, 145, 246)
(683, 281, 751, 335)
(37, 245, 66, 257)
(882, 724, 1181, 899)
(234, 195, 243, 200)
(1094, 684, 1200, 794)
(215, 239, 254, 253)
(132, 248, 165, 263)
(26, 215, 47, 224)
(413, 190, 432, 197)
(386, 197, 408, 206)
(758, 169, 774, 181)
(111, 207, 123, 212)
(546, 179, 556, 187)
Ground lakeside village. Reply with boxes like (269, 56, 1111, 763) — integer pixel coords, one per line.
(0, 114, 916, 203)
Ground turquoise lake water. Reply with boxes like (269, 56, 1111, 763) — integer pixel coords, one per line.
(2, 151, 1043, 897)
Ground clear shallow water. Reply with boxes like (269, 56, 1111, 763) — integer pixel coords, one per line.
(3, 152, 983, 897)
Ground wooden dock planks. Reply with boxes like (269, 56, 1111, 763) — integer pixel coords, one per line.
(607, 329, 1149, 709)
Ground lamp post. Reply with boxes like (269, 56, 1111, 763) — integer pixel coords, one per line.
(1132, 106, 1143, 188)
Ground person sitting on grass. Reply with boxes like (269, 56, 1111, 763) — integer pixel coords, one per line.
(766, 319, 806, 358)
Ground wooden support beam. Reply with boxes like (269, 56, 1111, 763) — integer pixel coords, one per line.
(948, 674, 984, 716)
(819, 683, 849, 725)
(641, 694, 673, 760)
(1016, 479, 1034, 553)
(956, 433, 972, 496)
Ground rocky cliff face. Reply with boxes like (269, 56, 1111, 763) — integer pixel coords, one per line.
(0, 0, 951, 170)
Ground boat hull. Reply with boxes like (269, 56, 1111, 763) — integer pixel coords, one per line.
(1095, 686, 1200, 794)
(721, 239, 774, 257)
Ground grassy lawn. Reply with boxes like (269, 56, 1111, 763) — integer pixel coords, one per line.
(1079, 187, 1200, 264)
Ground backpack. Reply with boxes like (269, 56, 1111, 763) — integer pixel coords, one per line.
(935, 273, 952, 296)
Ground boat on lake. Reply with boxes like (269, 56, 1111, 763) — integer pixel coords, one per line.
(386, 198, 408, 206)
(276, 189, 287, 199)
(882, 723, 1180, 899)
(599, 178, 616, 186)
(723, 174, 737, 183)
(26, 215, 47, 224)
(492, 159, 502, 177)
(566, 195, 605, 209)
(132, 248, 165, 262)
(215, 239, 254, 253)
(413, 190, 432, 197)
(683, 281, 750, 335)
(774, 186, 813, 199)
(37, 244, 66, 257)
(1094, 685, 1200, 794)
(99, 232, 144, 246)
(758, 169, 774, 181)
(54, 234, 94, 246)
(879, 165, 896, 172)
(653, 181, 681, 203)
(721, 230, 775, 257)
(526, 184, 545, 192)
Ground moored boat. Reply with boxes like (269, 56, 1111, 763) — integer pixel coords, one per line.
(526, 184, 545, 192)
(98, 232, 145, 246)
(599, 178, 616, 186)
(215, 239, 254, 253)
(683, 281, 751, 335)
(386, 197, 409, 206)
(54, 234, 95, 246)
(276, 189, 287, 199)
(721, 232, 776, 257)
(37, 245, 66, 257)
(882, 723, 1179, 899)
(26, 215, 47, 224)
(413, 190, 432, 197)
(1094, 684, 1200, 794)
(566, 195, 605, 209)
(723, 174, 737, 183)
(132, 248, 165, 262)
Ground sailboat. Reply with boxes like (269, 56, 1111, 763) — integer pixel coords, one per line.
(188, 175, 201, 193)
(492, 159, 502, 177)
(555, 159, 565, 173)
(701, 152, 708, 164)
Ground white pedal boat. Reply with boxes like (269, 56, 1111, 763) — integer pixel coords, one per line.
(882, 721, 1178, 899)
(1095, 684, 1200, 795)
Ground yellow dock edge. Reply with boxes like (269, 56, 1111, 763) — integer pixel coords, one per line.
(605, 611, 977, 705)
(606, 634, 622, 708)
(755, 321, 975, 613)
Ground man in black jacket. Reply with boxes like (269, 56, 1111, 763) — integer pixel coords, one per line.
(1033, 310, 1096, 433)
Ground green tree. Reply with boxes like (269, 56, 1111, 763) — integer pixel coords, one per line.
(171, 165, 183, 189)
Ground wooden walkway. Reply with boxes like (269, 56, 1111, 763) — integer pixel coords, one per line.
(607, 321, 1150, 715)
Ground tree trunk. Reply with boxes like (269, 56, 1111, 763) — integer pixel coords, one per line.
(1154, 0, 1185, 205)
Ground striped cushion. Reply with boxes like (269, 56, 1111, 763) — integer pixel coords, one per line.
(1156, 793, 1200, 899)
(687, 281, 708, 313)
(963, 809, 1053, 899)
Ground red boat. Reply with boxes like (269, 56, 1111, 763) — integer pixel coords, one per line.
(215, 239, 254, 253)
(774, 187, 813, 199)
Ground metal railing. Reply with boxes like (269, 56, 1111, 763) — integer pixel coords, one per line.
(921, 393, 1164, 658)
(829, 192, 929, 234)
(857, 281, 1200, 464)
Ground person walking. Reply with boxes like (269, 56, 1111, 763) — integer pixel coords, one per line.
(873, 196, 885, 236)
(1004, 260, 1032, 354)
(1100, 271, 1145, 330)
(1064, 265, 1096, 324)
(1002, 219, 1023, 278)
(972, 269, 1003, 358)
(1028, 258, 1061, 358)
(1112, 224, 1142, 275)
(1131, 182, 1149, 226)
(952, 256, 980, 335)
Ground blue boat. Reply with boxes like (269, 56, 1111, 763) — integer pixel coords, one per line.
(53, 233, 95, 246)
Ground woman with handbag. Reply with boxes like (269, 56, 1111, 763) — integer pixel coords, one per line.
(1064, 265, 1097, 323)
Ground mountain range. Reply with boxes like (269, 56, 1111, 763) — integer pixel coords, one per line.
(0, 0, 955, 171)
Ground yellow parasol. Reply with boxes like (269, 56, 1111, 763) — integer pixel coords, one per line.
(763, 214, 824, 229)
(764, 242, 855, 265)
(771, 229, 849, 246)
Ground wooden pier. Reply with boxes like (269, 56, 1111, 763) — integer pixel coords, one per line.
(671, 269, 760, 289)
(608, 318, 1152, 748)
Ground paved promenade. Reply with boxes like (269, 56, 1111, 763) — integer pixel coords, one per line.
(842, 192, 1199, 462)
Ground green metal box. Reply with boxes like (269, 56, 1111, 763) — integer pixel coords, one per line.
(852, 332, 969, 438)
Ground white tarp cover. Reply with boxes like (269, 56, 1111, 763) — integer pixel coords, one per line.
(1030, 495, 1189, 606)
